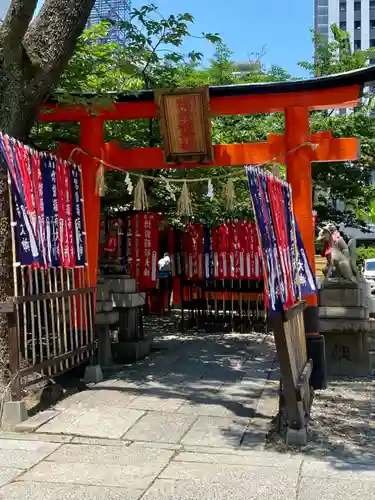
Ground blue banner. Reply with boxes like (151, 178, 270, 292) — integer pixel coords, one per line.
(282, 182, 300, 301)
(295, 221, 317, 297)
(0, 137, 40, 265)
(247, 167, 281, 313)
(42, 156, 60, 267)
(246, 166, 316, 313)
(70, 165, 86, 266)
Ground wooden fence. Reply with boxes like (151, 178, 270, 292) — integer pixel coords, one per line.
(269, 302, 313, 431)
(6, 266, 96, 401)
(180, 278, 266, 329)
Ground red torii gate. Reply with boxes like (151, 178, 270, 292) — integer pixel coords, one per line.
(39, 66, 375, 340)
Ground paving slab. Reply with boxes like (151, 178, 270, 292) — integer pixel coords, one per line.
(180, 416, 249, 448)
(143, 478, 296, 500)
(129, 441, 182, 451)
(46, 442, 174, 467)
(0, 468, 23, 488)
(301, 458, 375, 480)
(0, 439, 60, 452)
(0, 439, 61, 469)
(174, 450, 302, 468)
(124, 412, 197, 443)
(298, 477, 375, 500)
(37, 407, 145, 439)
(177, 399, 229, 417)
(0, 482, 143, 500)
(55, 389, 137, 410)
(20, 460, 167, 490)
(221, 399, 259, 419)
(159, 460, 300, 483)
(301, 459, 375, 481)
(127, 395, 185, 412)
(14, 410, 60, 433)
(71, 437, 132, 446)
(0, 432, 72, 443)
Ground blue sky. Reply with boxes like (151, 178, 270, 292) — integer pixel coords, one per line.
(34, 0, 314, 77)
(137, 0, 315, 77)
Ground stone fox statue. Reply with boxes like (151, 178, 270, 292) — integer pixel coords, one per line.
(317, 223, 359, 285)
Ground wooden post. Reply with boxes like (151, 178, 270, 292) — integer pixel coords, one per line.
(269, 302, 313, 431)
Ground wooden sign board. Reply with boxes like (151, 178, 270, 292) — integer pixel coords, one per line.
(155, 87, 213, 164)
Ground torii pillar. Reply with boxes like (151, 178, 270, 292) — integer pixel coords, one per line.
(285, 107, 325, 388)
(285, 108, 317, 327)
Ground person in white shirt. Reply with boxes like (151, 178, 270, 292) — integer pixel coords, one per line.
(158, 253, 171, 272)
(158, 253, 172, 311)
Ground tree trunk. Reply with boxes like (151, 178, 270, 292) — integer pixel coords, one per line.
(0, 0, 96, 392)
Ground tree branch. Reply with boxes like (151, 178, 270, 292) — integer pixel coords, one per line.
(23, 0, 96, 75)
(0, 0, 38, 52)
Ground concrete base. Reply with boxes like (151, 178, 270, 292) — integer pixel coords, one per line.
(15, 410, 59, 433)
(96, 311, 119, 326)
(1, 401, 27, 429)
(319, 306, 369, 320)
(106, 276, 136, 294)
(113, 339, 151, 363)
(319, 287, 365, 307)
(323, 330, 371, 376)
(83, 364, 104, 384)
(112, 292, 145, 308)
(97, 324, 113, 367)
(286, 428, 307, 446)
(320, 317, 375, 333)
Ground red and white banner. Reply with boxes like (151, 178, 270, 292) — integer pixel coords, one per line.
(56, 159, 75, 268)
(182, 223, 204, 281)
(128, 213, 160, 290)
(211, 221, 261, 280)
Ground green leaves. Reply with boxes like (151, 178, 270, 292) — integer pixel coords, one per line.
(203, 32, 221, 44)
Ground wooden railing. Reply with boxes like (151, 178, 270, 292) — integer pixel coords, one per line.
(269, 302, 313, 431)
(6, 266, 96, 401)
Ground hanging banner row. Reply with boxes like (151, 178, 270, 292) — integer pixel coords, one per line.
(247, 166, 316, 314)
(124, 214, 262, 291)
(0, 135, 86, 268)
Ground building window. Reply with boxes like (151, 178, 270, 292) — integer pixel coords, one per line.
(354, 1, 361, 11)
(370, 59, 375, 65)
(355, 20, 361, 30)
(371, 20, 375, 29)
(371, 39, 375, 47)
(371, 0, 375, 8)
(354, 40, 361, 50)
(340, 21, 347, 30)
(340, 2, 346, 12)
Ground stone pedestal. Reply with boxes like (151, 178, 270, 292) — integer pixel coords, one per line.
(96, 274, 148, 366)
(114, 339, 151, 363)
(319, 281, 374, 376)
(1, 401, 28, 429)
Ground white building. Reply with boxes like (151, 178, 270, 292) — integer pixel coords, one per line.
(315, 0, 375, 63)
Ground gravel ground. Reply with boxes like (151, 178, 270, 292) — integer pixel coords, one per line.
(267, 376, 375, 463)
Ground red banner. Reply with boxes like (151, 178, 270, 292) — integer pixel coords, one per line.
(267, 176, 295, 309)
(211, 221, 261, 280)
(56, 159, 75, 268)
(128, 213, 160, 290)
(182, 223, 204, 281)
(30, 151, 47, 267)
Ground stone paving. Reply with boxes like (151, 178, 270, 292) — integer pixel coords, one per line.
(0, 318, 375, 498)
